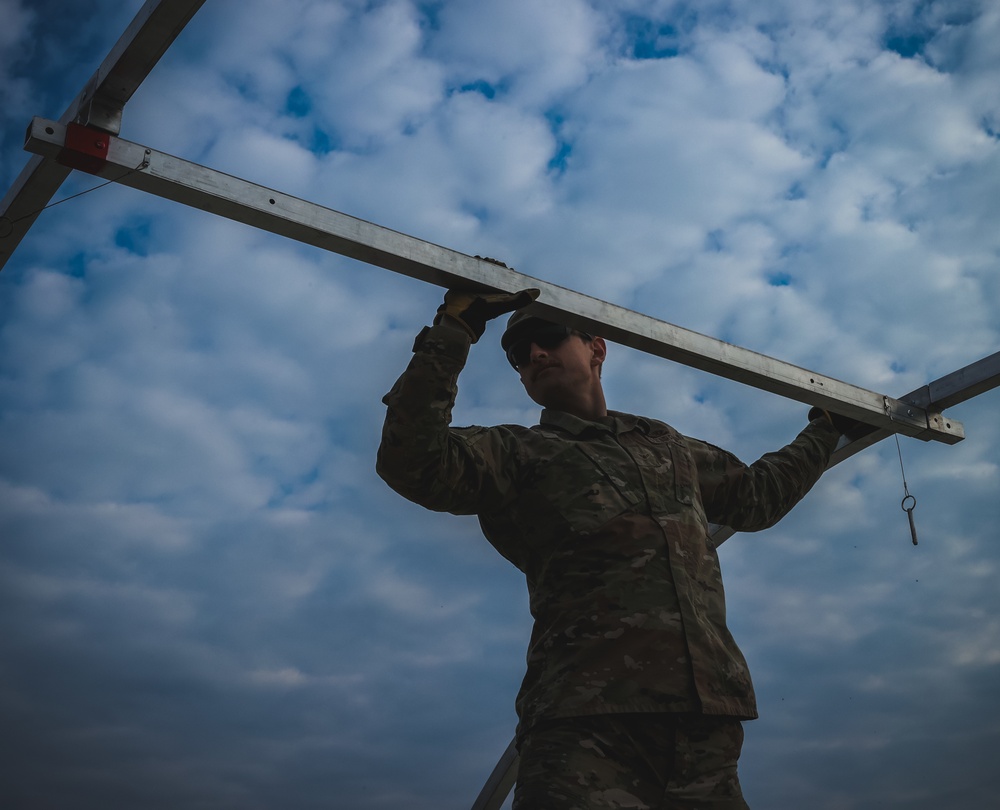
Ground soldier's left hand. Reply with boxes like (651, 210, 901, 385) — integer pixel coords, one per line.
(808, 407, 863, 436)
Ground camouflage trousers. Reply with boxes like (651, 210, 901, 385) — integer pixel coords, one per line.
(512, 713, 750, 810)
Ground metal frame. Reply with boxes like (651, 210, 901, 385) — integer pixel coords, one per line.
(18, 117, 968, 446)
(0, 0, 206, 268)
(2, 3, 998, 809)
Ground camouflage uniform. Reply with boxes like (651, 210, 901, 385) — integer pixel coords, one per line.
(514, 713, 748, 809)
(377, 323, 840, 804)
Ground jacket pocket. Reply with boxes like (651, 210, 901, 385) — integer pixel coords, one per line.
(554, 444, 644, 534)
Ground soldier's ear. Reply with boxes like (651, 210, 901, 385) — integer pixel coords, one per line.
(591, 337, 607, 368)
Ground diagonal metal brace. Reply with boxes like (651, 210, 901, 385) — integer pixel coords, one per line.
(21, 116, 966, 445)
(0, 0, 206, 272)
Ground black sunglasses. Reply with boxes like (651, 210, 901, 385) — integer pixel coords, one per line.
(505, 324, 591, 370)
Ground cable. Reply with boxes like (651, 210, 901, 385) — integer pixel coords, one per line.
(0, 153, 150, 237)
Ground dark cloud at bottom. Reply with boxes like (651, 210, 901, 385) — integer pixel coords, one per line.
(0, 562, 523, 810)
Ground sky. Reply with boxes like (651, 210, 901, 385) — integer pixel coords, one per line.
(1, 0, 998, 808)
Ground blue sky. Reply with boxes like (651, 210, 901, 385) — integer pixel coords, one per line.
(1, 1, 998, 808)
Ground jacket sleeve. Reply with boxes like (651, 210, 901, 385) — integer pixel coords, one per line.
(688, 418, 841, 532)
(376, 323, 519, 516)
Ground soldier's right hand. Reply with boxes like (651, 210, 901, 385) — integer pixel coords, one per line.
(434, 288, 540, 342)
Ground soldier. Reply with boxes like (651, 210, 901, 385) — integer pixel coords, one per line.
(377, 288, 848, 809)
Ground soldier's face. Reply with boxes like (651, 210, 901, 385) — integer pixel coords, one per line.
(518, 334, 605, 408)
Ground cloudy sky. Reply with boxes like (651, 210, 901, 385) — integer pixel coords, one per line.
(1, 0, 999, 808)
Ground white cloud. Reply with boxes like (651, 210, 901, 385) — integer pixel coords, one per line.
(434, 0, 602, 106)
(204, 126, 320, 192)
(367, 567, 482, 622)
(1, 560, 198, 628)
(0, 0, 31, 64)
(0, 480, 192, 551)
(0, 0, 33, 130)
(272, 0, 446, 149)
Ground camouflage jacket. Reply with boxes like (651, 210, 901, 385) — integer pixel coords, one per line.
(377, 323, 840, 736)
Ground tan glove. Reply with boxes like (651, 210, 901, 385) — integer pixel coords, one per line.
(434, 288, 540, 342)
(808, 407, 863, 436)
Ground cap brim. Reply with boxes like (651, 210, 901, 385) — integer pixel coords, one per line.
(500, 315, 560, 351)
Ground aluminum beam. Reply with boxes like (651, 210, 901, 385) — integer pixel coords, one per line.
(0, 0, 205, 271)
(828, 348, 999, 468)
(904, 350, 1000, 412)
(23, 117, 966, 445)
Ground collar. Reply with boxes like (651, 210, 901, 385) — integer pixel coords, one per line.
(539, 409, 652, 437)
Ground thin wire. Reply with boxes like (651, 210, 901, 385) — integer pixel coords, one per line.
(893, 432, 911, 498)
(0, 155, 150, 235)
(885, 395, 919, 544)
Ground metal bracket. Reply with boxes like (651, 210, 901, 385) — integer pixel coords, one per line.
(76, 83, 125, 135)
(58, 122, 112, 174)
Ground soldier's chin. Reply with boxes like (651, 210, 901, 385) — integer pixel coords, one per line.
(529, 385, 569, 411)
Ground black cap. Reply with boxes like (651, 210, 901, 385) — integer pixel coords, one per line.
(500, 309, 560, 352)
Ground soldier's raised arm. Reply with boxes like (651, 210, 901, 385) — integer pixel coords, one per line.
(376, 288, 538, 514)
